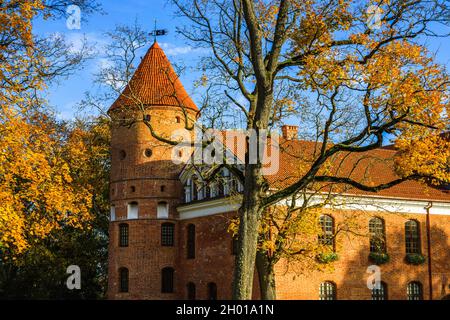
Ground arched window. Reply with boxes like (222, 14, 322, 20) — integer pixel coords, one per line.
(222, 169, 230, 195)
(157, 201, 169, 219)
(161, 223, 175, 247)
(119, 267, 129, 293)
(405, 220, 421, 254)
(127, 202, 138, 219)
(161, 267, 174, 293)
(119, 223, 129, 247)
(407, 281, 423, 300)
(319, 281, 336, 300)
(208, 282, 217, 300)
(229, 177, 238, 193)
(176, 116, 181, 123)
(187, 224, 196, 259)
(185, 179, 192, 203)
(110, 205, 116, 221)
(372, 282, 388, 300)
(318, 215, 334, 248)
(187, 282, 196, 300)
(369, 217, 386, 253)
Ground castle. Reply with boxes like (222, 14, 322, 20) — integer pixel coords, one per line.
(107, 41, 450, 300)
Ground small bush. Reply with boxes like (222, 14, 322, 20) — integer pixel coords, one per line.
(317, 252, 339, 264)
(405, 253, 426, 265)
(368, 252, 390, 265)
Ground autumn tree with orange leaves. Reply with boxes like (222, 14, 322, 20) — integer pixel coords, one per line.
(0, 1, 100, 260)
(170, 0, 450, 299)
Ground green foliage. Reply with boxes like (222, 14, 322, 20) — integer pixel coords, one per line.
(0, 225, 108, 299)
(405, 253, 426, 265)
(316, 252, 339, 264)
(368, 252, 390, 265)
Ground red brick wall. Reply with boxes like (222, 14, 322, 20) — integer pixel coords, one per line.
(108, 204, 450, 300)
(107, 106, 197, 299)
(107, 106, 450, 300)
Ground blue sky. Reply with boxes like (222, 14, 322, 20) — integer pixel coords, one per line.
(33, 0, 205, 120)
(32, 0, 450, 121)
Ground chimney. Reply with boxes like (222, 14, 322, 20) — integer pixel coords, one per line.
(281, 125, 298, 140)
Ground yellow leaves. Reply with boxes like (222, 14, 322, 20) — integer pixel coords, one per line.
(254, 0, 280, 37)
(0, 2, 105, 261)
(394, 130, 450, 185)
(1, 0, 46, 106)
(194, 74, 209, 88)
(227, 217, 239, 237)
(0, 112, 98, 259)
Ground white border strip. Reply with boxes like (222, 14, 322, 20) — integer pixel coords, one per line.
(177, 198, 240, 220)
(177, 195, 450, 220)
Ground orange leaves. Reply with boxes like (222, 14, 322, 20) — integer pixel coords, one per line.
(0, 112, 97, 258)
(290, 0, 351, 51)
(0, 1, 46, 106)
(254, 0, 280, 37)
(394, 130, 450, 186)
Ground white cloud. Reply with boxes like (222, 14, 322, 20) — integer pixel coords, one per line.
(65, 31, 109, 53)
(159, 42, 209, 57)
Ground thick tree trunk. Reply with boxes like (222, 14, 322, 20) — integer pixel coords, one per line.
(232, 86, 273, 299)
(232, 199, 261, 299)
(232, 166, 263, 299)
(256, 250, 276, 300)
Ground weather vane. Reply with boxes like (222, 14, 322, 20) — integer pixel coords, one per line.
(150, 19, 168, 42)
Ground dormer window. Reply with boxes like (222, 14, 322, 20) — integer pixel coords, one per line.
(184, 179, 192, 203)
(191, 177, 198, 201)
(183, 166, 243, 203)
(222, 168, 230, 195)
(209, 182, 218, 198)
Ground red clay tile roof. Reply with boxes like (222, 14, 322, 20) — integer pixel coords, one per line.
(206, 132, 450, 202)
(108, 41, 199, 113)
(269, 138, 450, 202)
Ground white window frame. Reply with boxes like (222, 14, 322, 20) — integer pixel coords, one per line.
(157, 202, 169, 219)
(127, 202, 138, 219)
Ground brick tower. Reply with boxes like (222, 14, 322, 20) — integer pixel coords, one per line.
(107, 41, 198, 299)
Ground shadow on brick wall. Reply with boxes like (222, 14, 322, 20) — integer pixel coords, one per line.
(338, 224, 450, 300)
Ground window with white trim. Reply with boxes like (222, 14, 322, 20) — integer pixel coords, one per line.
(157, 201, 169, 219)
(127, 202, 138, 219)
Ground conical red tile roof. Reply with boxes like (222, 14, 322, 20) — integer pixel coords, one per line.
(108, 41, 199, 112)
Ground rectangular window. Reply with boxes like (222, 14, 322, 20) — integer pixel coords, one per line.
(119, 268, 129, 293)
(405, 220, 421, 254)
(319, 282, 336, 300)
(127, 202, 138, 219)
(318, 215, 334, 247)
(187, 224, 195, 259)
(161, 268, 174, 293)
(161, 223, 175, 246)
(119, 224, 129, 247)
